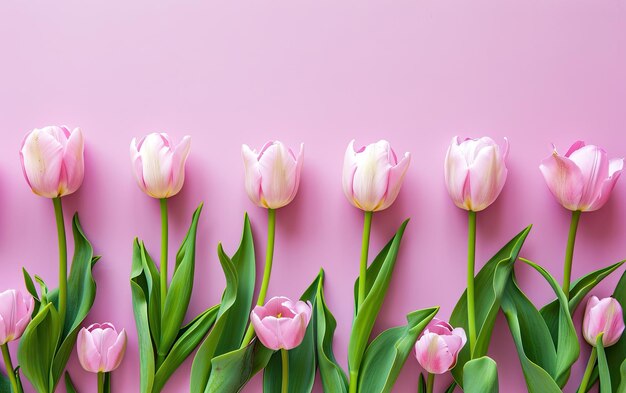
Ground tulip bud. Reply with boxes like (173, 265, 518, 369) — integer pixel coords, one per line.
(242, 141, 304, 209)
(540, 141, 623, 212)
(130, 133, 191, 199)
(444, 136, 508, 212)
(250, 296, 312, 350)
(342, 140, 410, 212)
(20, 126, 85, 198)
(0, 289, 34, 345)
(77, 323, 127, 373)
(582, 296, 625, 347)
(414, 318, 467, 375)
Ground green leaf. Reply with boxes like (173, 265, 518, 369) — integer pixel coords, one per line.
(617, 359, 626, 393)
(596, 336, 612, 393)
(17, 303, 62, 393)
(357, 307, 439, 393)
(205, 340, 274, 393)
(348, 219, 409, 379)
(215, 213, 256, 355)
(463, 357, 499, 393)
(22, 268, 41, 316)
(605, 267, 626, 391)
(264, 271, 322, 393)
(445, 382, 457, 393)
(315, 271, 349, 393)
(501, 259, 579, 392)
(159, 205, 203, 357)
(449, 225, 532, 386)
(64, 372, 77, 393)
(540, 260, 625, 346)
(152, 305, 219, 392)
(417, 374, 426, 393)
(190, 243, 240, 393)
(0, 371, 10, 393)
(51, 215, 99, 389)
(137, 241, 162, 352)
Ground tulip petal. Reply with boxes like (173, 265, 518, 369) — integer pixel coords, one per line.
(379, 152, 410, 211)
(20, 128, 64, 198)
(415, 333, 455, 375)
(586, 158, 624, 211)
(468, 145, 507, 211)
(60, 127, 85, 196)
(568, 145, 609, 209)
(279, 313, 307, 350)
(77, 328, 102, 373)
(0, 315, 7, 345)
(286, 143, 304, 205)
(105, 329, 127, 372)
(139, 133, 171, 198)
(258, 142, 298, 209)
(444, 138, 471, 210)
(539, 152, 584, 211)
(169, 135, 191, 197)
(351, 141, 393, 211)
(242, 144, 263, 207)
(342, 140, 360, 209)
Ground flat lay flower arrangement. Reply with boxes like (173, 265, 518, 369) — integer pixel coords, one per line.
(0, 126, 624, 393)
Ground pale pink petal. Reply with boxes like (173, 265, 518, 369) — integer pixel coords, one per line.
(139, 133, 170, 198)
(169, 135, 191, 197)
(444, 138, 471, 210)
(20, 128, 65, 198)
(242, 144, 263, 207)
(568, 145, 609, 209)
(467, 145, 507, 211)
(77, 328, 102, 373)
(539, 152, 584, 211)
(586, 158, 623, 211)
(285, 143, 304, 205)
(59, 127, 85, 196)
(351, 141, 393, 211)
(379, 152, 410, 211)
(256, 315, 282, 350)
(104, 329, 127, 372)
(415, 333, 455, 375)
(279, 314, 307, 350)
(565, 140, 586, 157)
(258, 142, 298, 209)
(342, 140, 359, 209)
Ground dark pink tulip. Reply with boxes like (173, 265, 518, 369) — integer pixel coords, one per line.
(250, 296, 312, 350)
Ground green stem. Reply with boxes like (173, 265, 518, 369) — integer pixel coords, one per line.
(467, 210, 477, 356)
(53, 197, 67, 328)
(2, 344, 21, 393)
(349, 371, 358, 393)
(562, 210, 581, 299)
(426, 373, 435, 393)
(241, 208, 276, 347)
(97, 372, 105, 393)
(358, 211, 373, 310)
(281, 349, 289, 393)
(579, 346, 597, 393)
(160, 198, 169, 312)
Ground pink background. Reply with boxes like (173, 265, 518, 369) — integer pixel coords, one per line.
(1, 1, 625, 392)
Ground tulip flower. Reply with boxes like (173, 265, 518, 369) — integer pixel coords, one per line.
(240, 141, 304, 347)
(540, 141, 623, 213)
(582, 296, 624, 348)
(444, 136, 508, 212)
(130, 133, 192, 199)
(539, 142, 624, 298)
(342, 140, 411, 213)
(77, 323, 127, 373)
(415, 318, 467, 375)
(0, 289, 34, 393)
(130, 133, 191, 313)
(444, 136, 507, 356)
(242, 141, 304, 210)
(20, 126, 85, 198)
(578, 296, 624, 392)
(251, 296, 312, 393)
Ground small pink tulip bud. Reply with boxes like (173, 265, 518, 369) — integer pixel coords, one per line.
(444, 136, 508, 212)
(342, 140, 410, 212)
(242, 141, 304, 209)
(250, 296, 312, 350)
(582, 296, 624, 347)
(540, 141, 623, 212)
(130, 133, 191, 199)
(77, 323, 127, 373)
(415, 318, 467, 375)
(0, 289, 34, 345)
(20, 126, 85, 198)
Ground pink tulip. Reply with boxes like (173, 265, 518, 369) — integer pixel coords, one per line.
(540, 141, 623, 212)
(414, 318, 467, 375)
(582, 296, 624, 347)
(444, 136, 508, 212)
(250, 296, 312, 350)
(342, 140, 411, 212)
(242, 141, 304, 209)
(0, 289, 34, 345)
(77, 323, 127, 373)
(20, 126, 85, 198)
(130, 133, 191, 199)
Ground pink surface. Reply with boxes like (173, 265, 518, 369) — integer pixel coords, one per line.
(1, 1, 625, 392)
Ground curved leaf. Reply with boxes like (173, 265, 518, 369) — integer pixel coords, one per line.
(596, 336, 611, 393)
(159, 205, 203, 357)
(358, 307, 439, 393)
(130, 279, 155, 393)
(463, 357, 499, 393)
(64, 372, 77, 393)
(348, 219, 409, 379)
(264, 272, 322, 393)
(606, 268, 626, 391)
(449, 225, 532, 386)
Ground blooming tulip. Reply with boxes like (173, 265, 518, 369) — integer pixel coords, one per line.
(20, 126, 85, 198)
(242, 141, 304, 209)
(444, 136, 508, 212)
(582, 296, 624, 347)
(77, 323, 127, 373)
(540, 141, 623, 212)
(0, 289, 34, 345)
(130, 133, 191, 199)
(342, 140, 410, 212)
(415, 318, 467, 375)
(250, 296, 312, 350)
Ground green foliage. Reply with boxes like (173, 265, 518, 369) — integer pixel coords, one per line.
(463, 357, 499, 393)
